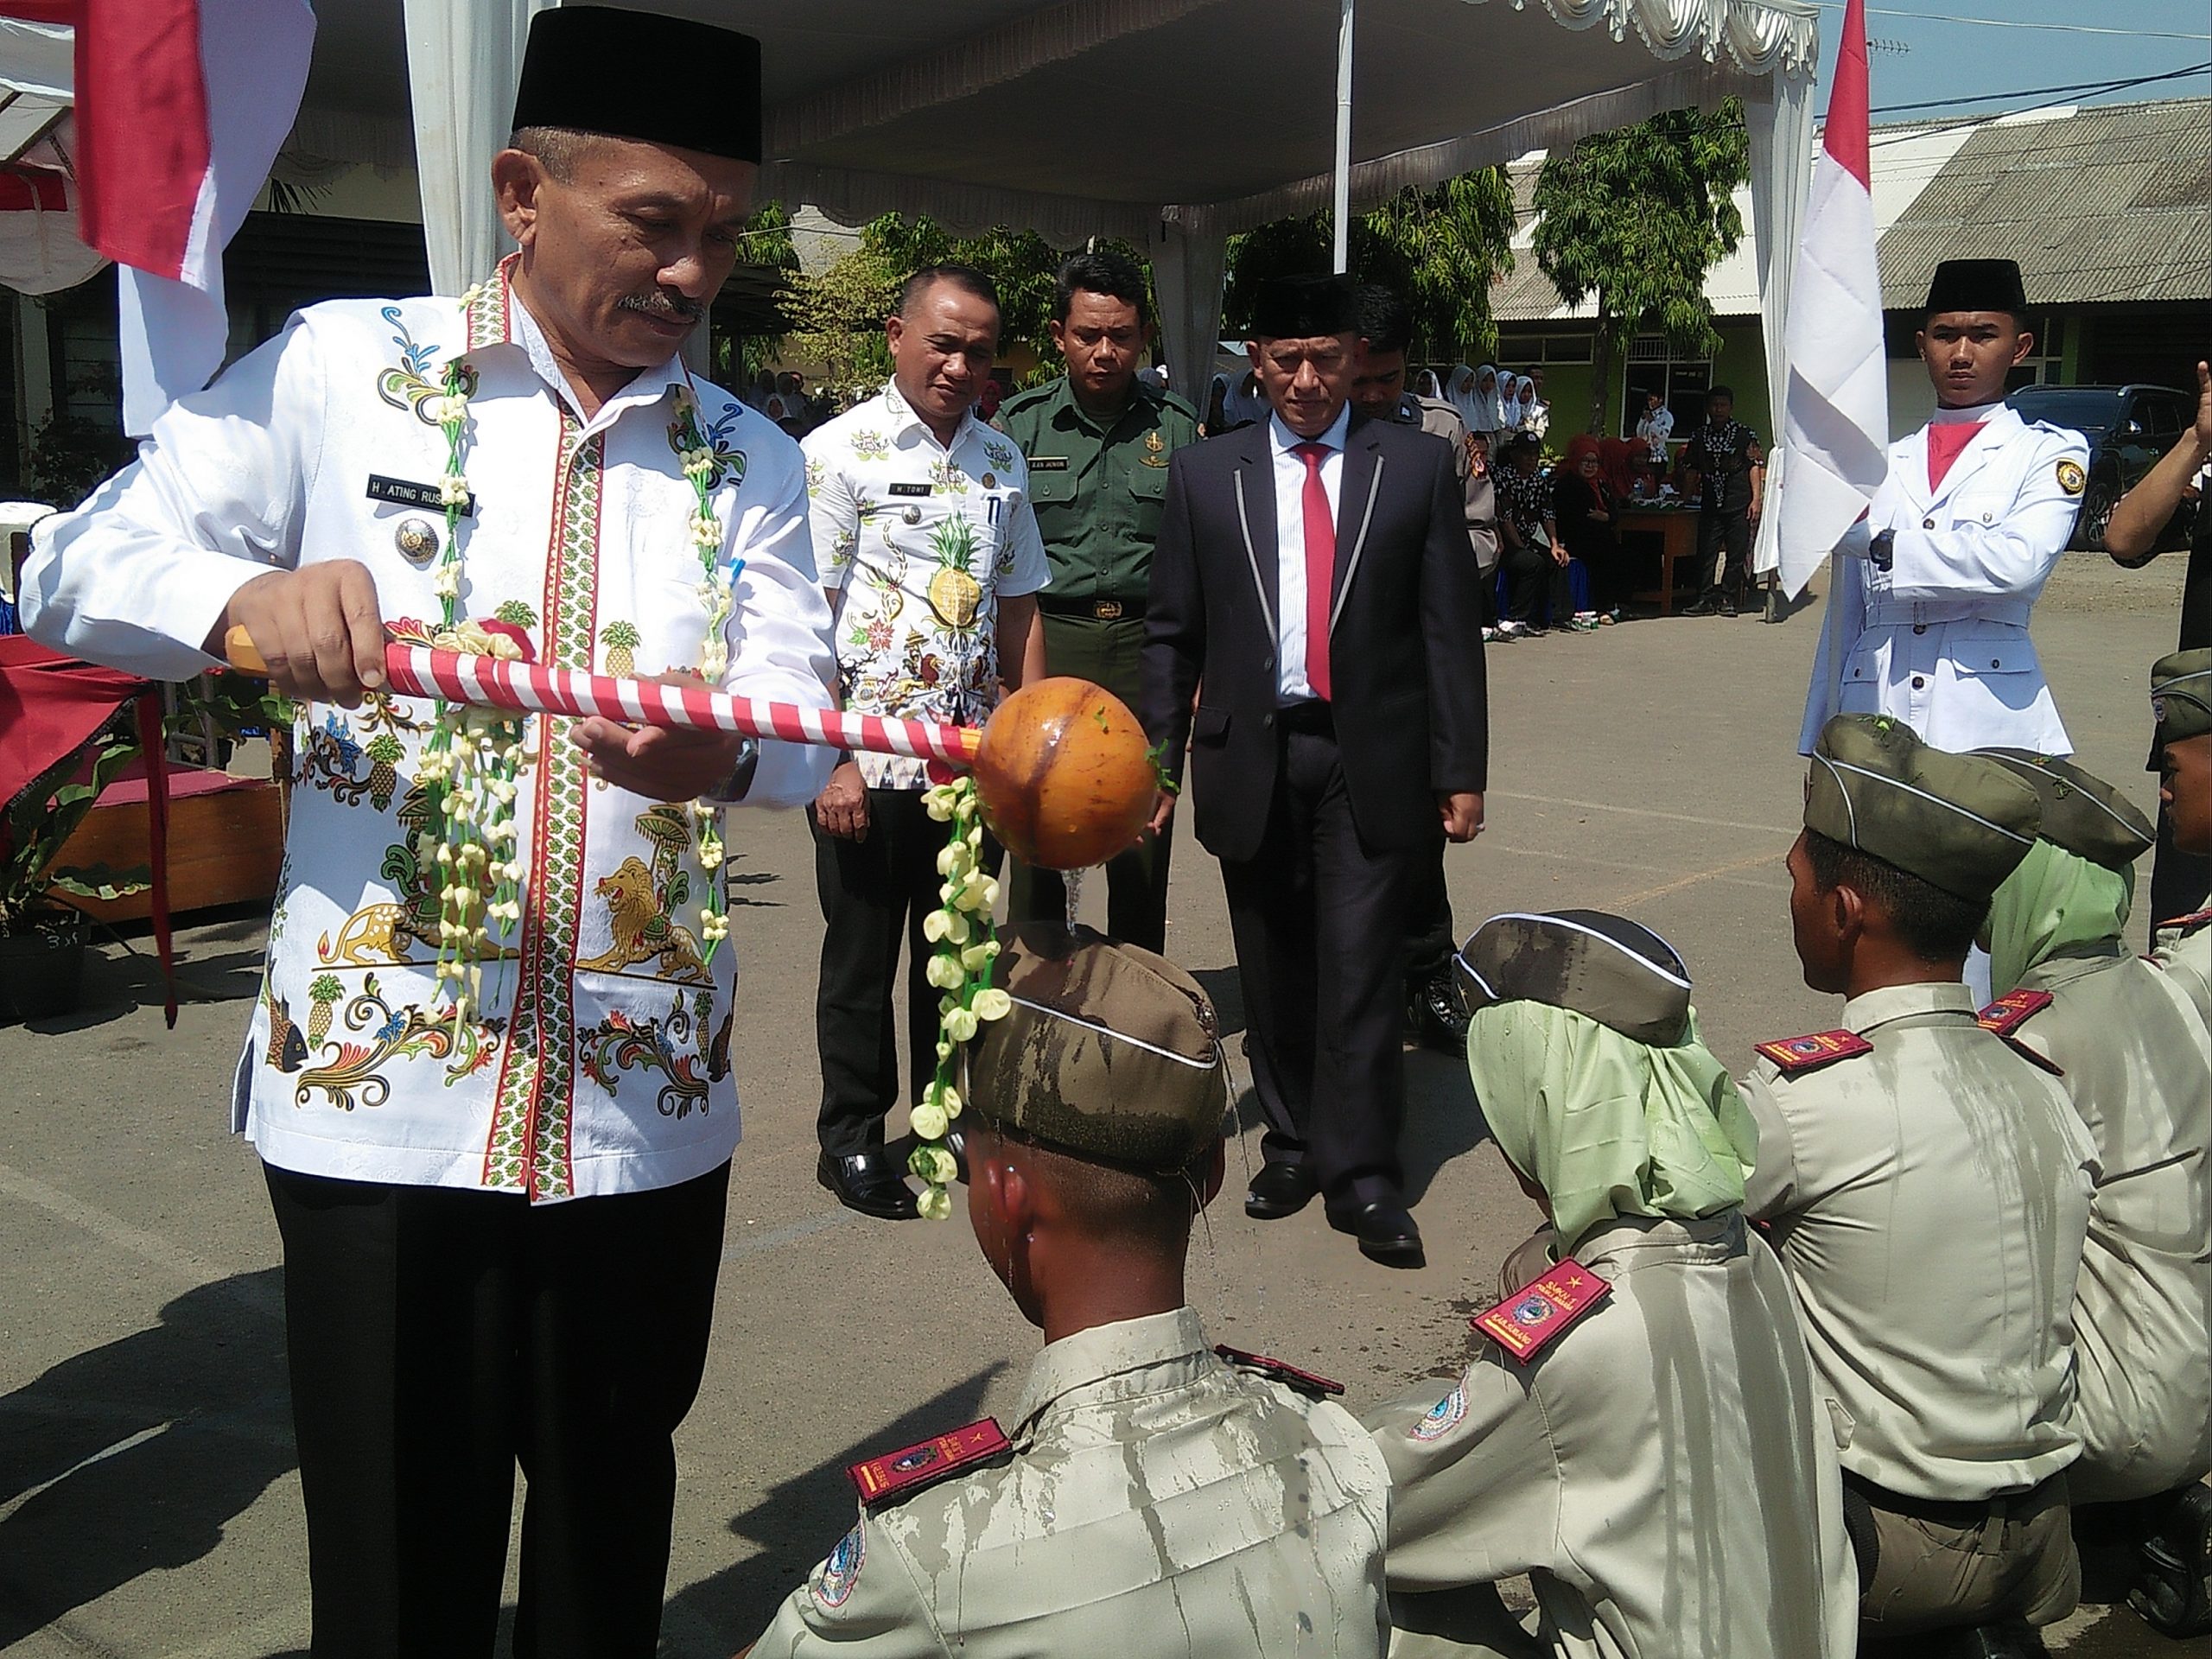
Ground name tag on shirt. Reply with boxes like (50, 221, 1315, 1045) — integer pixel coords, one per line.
(887, 481, 932, 497)
(367, 474, 474, 517)
(1027, 455, 1070, 472)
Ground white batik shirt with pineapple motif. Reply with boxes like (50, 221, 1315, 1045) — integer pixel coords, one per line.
(802, 382, 1048, 789)
(21, 260, 837, 1202)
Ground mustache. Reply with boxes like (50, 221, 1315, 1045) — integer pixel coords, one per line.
(617, 291, 705, 324)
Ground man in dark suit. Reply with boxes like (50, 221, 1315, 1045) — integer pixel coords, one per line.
(1141, 274, 1488, 1267)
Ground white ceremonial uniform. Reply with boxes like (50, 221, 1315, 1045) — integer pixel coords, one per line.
(1800, 402, 2090, 754)
(21, 259, 836, 1201)
(803, 383, 1048, 789)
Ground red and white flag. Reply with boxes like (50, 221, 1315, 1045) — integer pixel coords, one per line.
(1776, 0, 1888, 597)
(2, 0, 315, 434)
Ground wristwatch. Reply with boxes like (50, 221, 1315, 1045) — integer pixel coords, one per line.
(1868, 528, 1896, 572)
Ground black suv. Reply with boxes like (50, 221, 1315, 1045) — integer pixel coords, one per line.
(2005, 384, 2195, 551)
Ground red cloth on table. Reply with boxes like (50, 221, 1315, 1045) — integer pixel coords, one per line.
(1927, 422, 1987, 493)
(0, 635, 176, 1024)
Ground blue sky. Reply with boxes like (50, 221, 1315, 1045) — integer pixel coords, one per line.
(1808, 1, 2210, 118)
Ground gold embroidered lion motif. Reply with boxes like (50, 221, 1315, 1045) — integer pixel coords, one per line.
(576, 856, 709, 982)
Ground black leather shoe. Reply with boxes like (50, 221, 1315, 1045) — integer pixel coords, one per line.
(1244, 1160, 1319, 1219)
(1329, 1200, 1425, 1268)
(2133, 1481, 2212, 1638)
(1410, 971, 1470, 1054)
(817, 1149, 920, 1220)
(1681, 594, 1719, 617)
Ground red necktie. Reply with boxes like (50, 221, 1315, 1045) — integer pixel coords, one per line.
(1294, 441, 1334, 701)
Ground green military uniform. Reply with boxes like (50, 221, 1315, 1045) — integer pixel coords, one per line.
(1372, 912, 1857, 1659)
(2150, 650, 2212, 1027)
(1976, 750, 2212, 1508)
(995, 379, 1200, 950)
(747, 927, 1391, 1657)
(1742, 717, 2096, 1640)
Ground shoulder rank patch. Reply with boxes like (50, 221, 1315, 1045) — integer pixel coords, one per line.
(1215, 1344, 1344, 1399)
(2056, 458, 2086, 497)
(2158, 906, 2212, 936)
(848, 1418, 1010, 1510)
(1978, 988, 2053, 1035)
(1756, 1030, 1874, 1074)
(1471, 1260, 1611, 1363)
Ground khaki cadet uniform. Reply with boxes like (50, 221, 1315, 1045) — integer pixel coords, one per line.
(1371, 910, 1857, 1659)
(747, 927, 1391, 1658)
(1977, 750, 2212, 1507)
(1743, 717, 2097, 1638)
(995, 379, 1200, 951)
(2150, 650, 2212, 1029)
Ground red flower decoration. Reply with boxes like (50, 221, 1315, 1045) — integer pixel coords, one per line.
(925, 760, 959, 786)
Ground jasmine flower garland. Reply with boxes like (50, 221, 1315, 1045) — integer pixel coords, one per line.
(914, 776, 1014, 1220)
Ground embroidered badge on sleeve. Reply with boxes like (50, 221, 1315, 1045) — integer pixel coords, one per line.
(814, 1522, 864, 1608)
(2056, 459, 2086, 497)
(1755, 1030, 1874, 1074)
(848, 1419, 1011, 1510)
(1471, 1260, 1611, 1363)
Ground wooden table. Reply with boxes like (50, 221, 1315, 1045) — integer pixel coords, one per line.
(1616, 505, 1701, 615)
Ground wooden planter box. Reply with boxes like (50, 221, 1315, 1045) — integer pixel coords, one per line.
(54, 767, 285, 924)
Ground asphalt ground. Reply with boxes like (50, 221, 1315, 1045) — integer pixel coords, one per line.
(0, 548, 2194, 1657)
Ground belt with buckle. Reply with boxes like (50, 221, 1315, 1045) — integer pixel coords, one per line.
(1040, 594, 1141, 621)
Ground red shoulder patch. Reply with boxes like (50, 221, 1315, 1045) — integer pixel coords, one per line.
(1471, 1259, 1611, 1364)
(848, 1419, 1010, 1510)
(1215, 1345, 1344, 1398)
(2158, 907, 2212, 935)
(1755, 1030, 1873, 1074)
(1977, 988, 2053, 1035)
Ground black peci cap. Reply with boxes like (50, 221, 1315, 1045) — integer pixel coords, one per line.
(1248, 274, 1359, 340)
(1925, 257, 2027, 318)
(512, 8, 764, 164)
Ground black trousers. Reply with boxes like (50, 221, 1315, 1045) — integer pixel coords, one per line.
(264, 1160, 729, 1659)
(1501, 541, 1575, 626)
(812, 787, 1000, 1155)
(1220, 719, 1425, 1209)
(1406, 845, 1457, 987)
(1699, 507, 1752, 596)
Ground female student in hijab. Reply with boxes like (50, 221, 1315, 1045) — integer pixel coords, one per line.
(1364, 910, 1856, 1659)
(1493, 370, 1522, 434)
(1446, 365, 1484, 439)
(1515, 373, 1548, 439)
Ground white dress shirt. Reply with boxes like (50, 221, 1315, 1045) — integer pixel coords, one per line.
(804, 382, 1050, 788)
(1268, 405, 1347, 703)
(21, 257, 837, 1201)
(1636, 404, 1675, 461)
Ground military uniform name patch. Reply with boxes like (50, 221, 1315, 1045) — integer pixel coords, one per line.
(1471, 1260, 1611, 1363)
(849, 1418, 1010, 1509)
(1026, 455, 1070, 471)
(1215, 1344, 1344, 1398)
(1756, 1029, 1873, 1074)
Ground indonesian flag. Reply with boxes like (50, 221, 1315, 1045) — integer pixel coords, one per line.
(1775, 0, 1888, 597)
(0, 0, 315, 435)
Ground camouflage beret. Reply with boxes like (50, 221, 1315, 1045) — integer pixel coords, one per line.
(1454, 909, 1692, 1046)
(1806, 715, 2041, 901)
(1976, 749, 2154, 872)
(2152, 649, 2212, 751)
(963, 924, 1225, 1170)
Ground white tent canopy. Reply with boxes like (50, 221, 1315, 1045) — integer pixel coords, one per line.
(395, 1, 1813, 395)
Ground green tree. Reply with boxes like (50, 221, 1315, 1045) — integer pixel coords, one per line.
(1222, 171, 1517, 362)
(1532, 100, 1749, 436)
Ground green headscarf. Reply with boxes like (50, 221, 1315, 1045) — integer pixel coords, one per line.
(1469, 1001, 1759, 1255)
(1985, 836, 2133, 996)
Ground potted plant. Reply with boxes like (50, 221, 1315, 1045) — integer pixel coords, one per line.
(0, 712, 149, 1022)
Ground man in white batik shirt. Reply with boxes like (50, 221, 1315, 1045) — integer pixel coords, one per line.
(17, 12, 833, 1654)
(801, 265, 1048, 1221)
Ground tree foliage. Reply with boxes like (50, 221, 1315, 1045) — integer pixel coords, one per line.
(1532, 100, 1749, 435)
(1222, 170, 1516, 362)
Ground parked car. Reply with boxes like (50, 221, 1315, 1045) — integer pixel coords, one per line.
(2006, 383, 2195, 551)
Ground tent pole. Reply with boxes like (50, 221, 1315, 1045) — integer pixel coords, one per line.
(1332, 0, 1354, 273)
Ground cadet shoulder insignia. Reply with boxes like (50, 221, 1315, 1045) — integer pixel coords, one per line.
(2158, 906, 2212, 936)
(848, 1418, 1011, 1510)
(1977, 988, 2053, 1035)
(1755, 1030, 1873, 1074)
(2056, 459, 2086, 497)
(1215, 1344, 1345, 1399)
(1471, 1260, 1611, 1363)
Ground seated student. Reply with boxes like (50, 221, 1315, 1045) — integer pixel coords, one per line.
(743, 925, 1391, 1659)
(2149, 649, 2212, 1030)
(1550, 435, 1624, 625)
(1367, 910, 1857, 1659)
(1742, 715, 2096, 1652)
(1973, 747, 2212, 1639)
(1492, 435, 1573, 638)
